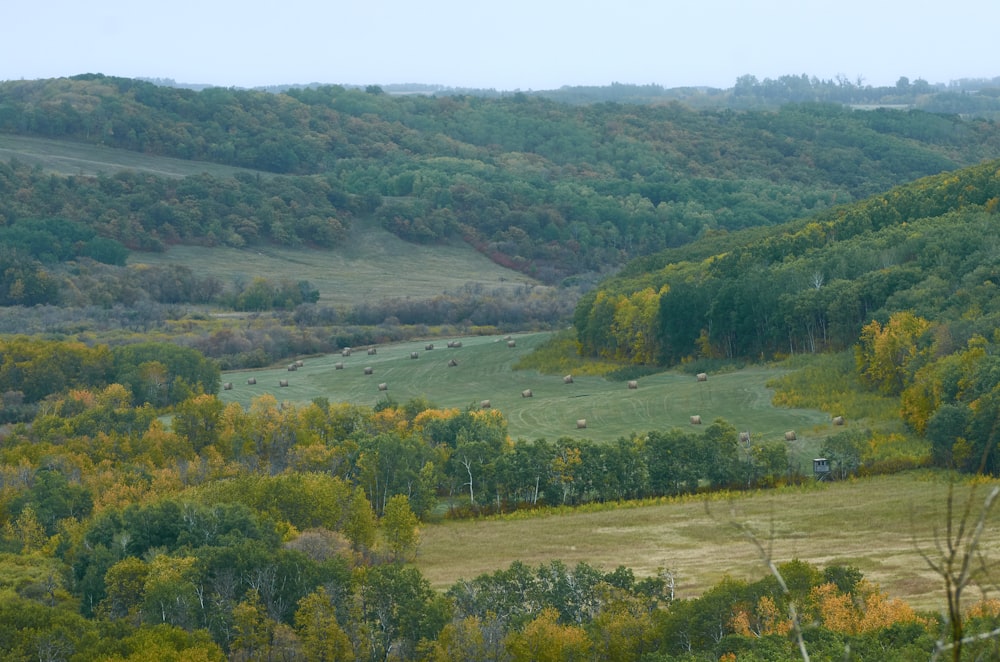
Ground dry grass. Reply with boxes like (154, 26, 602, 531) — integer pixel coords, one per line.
(414, 472, 1000, 613)
(131, 217, 537, 307)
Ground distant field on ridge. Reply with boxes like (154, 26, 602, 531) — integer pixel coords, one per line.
(129, 216, 538, 306)
(0, 133, 263, 178)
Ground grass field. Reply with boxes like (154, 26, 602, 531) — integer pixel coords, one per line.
(413, 472, 1000, 612)
(220, 331, 835, 466)
(0, 133, 263, 179)
(130, 216, 539, 307)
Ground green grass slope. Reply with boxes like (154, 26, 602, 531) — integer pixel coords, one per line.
(219, 331, 833, 464)
(129, 216, 539, 306)
(0, 133, 263, 178)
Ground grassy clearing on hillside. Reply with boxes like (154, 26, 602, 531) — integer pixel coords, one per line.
(413, 471, 1000, 612)
(0, 133, 263, 178)
(220, 331, 835, 465)
(129, 216, 538, 307)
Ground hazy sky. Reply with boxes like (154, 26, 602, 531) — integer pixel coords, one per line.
(4, 0, 997, 90)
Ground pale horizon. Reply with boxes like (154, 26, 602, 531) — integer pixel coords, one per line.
(4, 0, 998, 92)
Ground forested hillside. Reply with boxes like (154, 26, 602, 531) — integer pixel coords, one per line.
(4, 74, 1000, 282)
(5, 75, 1000, 659)
(574, 159, 1000, 474)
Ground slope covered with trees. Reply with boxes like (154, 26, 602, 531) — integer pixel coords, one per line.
(574, 159, 1000, 477)
(4, 75, 1000, 282)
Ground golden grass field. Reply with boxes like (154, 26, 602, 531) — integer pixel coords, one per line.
(413, 472, 1000, 613)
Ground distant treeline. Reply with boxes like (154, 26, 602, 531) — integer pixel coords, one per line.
(4, 76, 1000, 280)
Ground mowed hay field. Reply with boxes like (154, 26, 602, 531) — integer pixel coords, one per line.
(414, 473, 1000, 612)
(221, 331, 835, 466)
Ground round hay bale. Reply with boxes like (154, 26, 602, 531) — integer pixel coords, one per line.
(425, 343, 434, 351)
(448, 358, 458, 367)
(378, 383, 388, 391)
(247, 377, 257, 385)
(363, 366, 374, 375)
(295, 360, 304, 367)
(480, 399, 491, 409)
(367, 348, 377, 355)
(627, 380, 638, 389)
(696, 372, 708, 382)
(504, 335, 512, 341)
(223, 382, 233, 391)
(446, 341, 455, 348)
(410, 352, 419, 359)
(279, 379, 289, 387)
(833, 415, 845, 426)
(451, 340, 462, 348)
(507, 340, 516, 348)
(521, 389, 533, 398)
(690, 415, 702, 425)
(334, 362, 344, 370)
(576, 419, 587, 429)
(287, 364, 297, 371)
(785, 430, 797, 441)
(563, 375, 574, 384)
(341, 348, 352, 357)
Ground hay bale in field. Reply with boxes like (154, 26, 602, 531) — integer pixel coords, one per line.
(363, 366, 374, 375)
(341, 348, 352, 357)
(287, 364, 297, 371)
(627, 380, 638, 389)
(696, 372, 708, 382)
(521, 389, 533, 398)
(448, 340, 462, 348)
(785, 430, 797, 441)
(247, 377, 257, 385)
(505, 335, 512, 341)
(576, 419, 587, 429)
(480, 399, 491, 409)
(833, 415, 845, 426)
(448, 358, 458, 367)
(335, 362, 344, 370)
(507, 340, 516, 348)
(563, 375, 574, 384)
(295, 360, 304, 367)
(425, 343, 434, 351)
(378, 383, 388, 391)
(410, 352, 419, 359)
(367, 348, 377, 355)
(279, 379, 289, 387)
(690, 415, 702, 425)
(223, 382, 233, 391)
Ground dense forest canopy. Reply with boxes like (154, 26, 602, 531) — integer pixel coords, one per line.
(4, 74, 1000, 659)
(4, 75, 1000, 284)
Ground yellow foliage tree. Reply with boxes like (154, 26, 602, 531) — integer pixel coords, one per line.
(505, 608, 592, 662)
(855, 312, 932, 395)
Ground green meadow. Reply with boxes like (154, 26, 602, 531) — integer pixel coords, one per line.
(130, 216, 538, 307)
(220, 331, 835, 466)
(0, 133, 263, 179)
